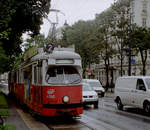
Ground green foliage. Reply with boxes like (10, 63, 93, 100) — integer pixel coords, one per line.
(0, 109, 9, 116)
(61, 20, 100, 77)
(0, 44, 10, 73)
(130, 26, 150, 75)
(12, 55, 24, 69)
(0, 124, 16, 130)
(95, 9, 116, 59)
(130, 26, 150, 49)
(24, 34, 48, 51)
(0, 92, 8, 108)
(111, 0, 130, 50)
(0, 0, 51, 72)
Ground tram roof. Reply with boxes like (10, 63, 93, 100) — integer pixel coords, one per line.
(31, 49, 81, 61)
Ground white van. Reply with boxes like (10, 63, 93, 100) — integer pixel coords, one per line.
(82, 79, 105, 97)
(114, 76, 150, 113)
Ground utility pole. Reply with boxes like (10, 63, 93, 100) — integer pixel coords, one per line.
(128, 0, 132, 76)
(128, 48, 131, 76)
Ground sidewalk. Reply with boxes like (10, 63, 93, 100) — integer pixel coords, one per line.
(5, 95, 30, 130)
(0, 86, 49, 130)
(0, 87, 29, 130)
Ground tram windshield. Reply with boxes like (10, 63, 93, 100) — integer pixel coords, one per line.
(46, 66, 81, 85)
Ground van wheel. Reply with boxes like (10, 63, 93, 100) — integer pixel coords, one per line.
(144, 102, 150, 113)
(116, 98, 123, 110)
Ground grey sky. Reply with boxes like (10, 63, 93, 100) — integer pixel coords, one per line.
(40, 0, 114, 37)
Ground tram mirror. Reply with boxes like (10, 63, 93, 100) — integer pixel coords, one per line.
(44, 43, 54, 53)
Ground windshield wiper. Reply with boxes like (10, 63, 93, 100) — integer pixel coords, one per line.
(70, 79, 81, 84)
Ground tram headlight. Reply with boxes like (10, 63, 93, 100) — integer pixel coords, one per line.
(62, 96, 69, 103)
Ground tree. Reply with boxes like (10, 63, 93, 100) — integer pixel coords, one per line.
(111, 0, 130, 76)
(130, 26, 150, 75)
(0, 44, 10, 73)
(94, 9, 116, 90)
(0, 0, 51, 72)
(24, 34, 48, 51)
(61, 20, 100, 78)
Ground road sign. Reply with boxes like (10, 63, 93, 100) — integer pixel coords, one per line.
(131, 59, 136, 64)
(88, 68, 91, 75)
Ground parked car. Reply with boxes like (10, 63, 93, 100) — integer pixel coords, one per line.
(82, 79, 105, 97)
(114, 76, 150, 113)
(82, 83, 99, 108)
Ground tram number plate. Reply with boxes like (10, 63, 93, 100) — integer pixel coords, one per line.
(47, 89, 55, 99)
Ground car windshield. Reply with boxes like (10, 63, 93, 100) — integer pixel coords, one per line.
(145, 78, 150, 89)
(82, 84, 93, 91)
(46, 66, 81, 85)
(88, 81, 102, 88)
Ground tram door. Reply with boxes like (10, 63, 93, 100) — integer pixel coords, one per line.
(33, 61, 43, 105)
(23, 65, 32, 101)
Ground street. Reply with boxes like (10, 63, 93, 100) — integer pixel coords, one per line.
(39, 96, 150, 130)
(1, 85, 150, 130)
(80, 97, 150, 130)
(1, 0, 150, 130)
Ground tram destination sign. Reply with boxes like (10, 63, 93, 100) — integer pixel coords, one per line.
(56, 59, 74, 64)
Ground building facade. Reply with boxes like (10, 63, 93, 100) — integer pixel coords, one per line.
(91, 0, 150, 87)
(131, 0, 150, 27)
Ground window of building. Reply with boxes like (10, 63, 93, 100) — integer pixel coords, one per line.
(131, 0, 135, 13)
(142, 0, 147, 9)
(142, 0, 148, 15)
(142, 18, 147, 26)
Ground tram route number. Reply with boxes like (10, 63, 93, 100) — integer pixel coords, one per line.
(47, 89, 55, 99)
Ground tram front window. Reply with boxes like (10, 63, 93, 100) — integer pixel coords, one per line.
(46, 66, 81, 85)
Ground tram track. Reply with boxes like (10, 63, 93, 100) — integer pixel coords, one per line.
(9, 97, 93, 130)
(17, 106, 95, 130)
(45, 116, 95, 130)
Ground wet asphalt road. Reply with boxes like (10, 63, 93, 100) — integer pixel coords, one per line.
(44, 96, 150, 130)
(1, 84, 150, 130)
(79, 97, 150, 130)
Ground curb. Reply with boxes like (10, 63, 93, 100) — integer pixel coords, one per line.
(17, 109, 49, 130)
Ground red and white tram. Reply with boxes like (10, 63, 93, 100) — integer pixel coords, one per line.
(8, 46, 83, 117)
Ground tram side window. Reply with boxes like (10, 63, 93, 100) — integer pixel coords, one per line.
(20, 69, 23, 83)
(34, 66, 42, 84)
(23, 66, 32, 84)
(34, 66, 37, 84)
(38, 67, 42, 84)
(8, 73, 11, 83)
(14, 72, 17, 83)
(8, 72, 13, 83)
(11, 72, 14, 83)
(24, 71, 28, 84)
(17, 70, 19, 83)
(18, 69, 23, 83)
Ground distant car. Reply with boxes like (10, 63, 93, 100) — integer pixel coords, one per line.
(0, 80, 8, 87)
(82, 83, 99, 108)
(82, 79, 105, 97)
